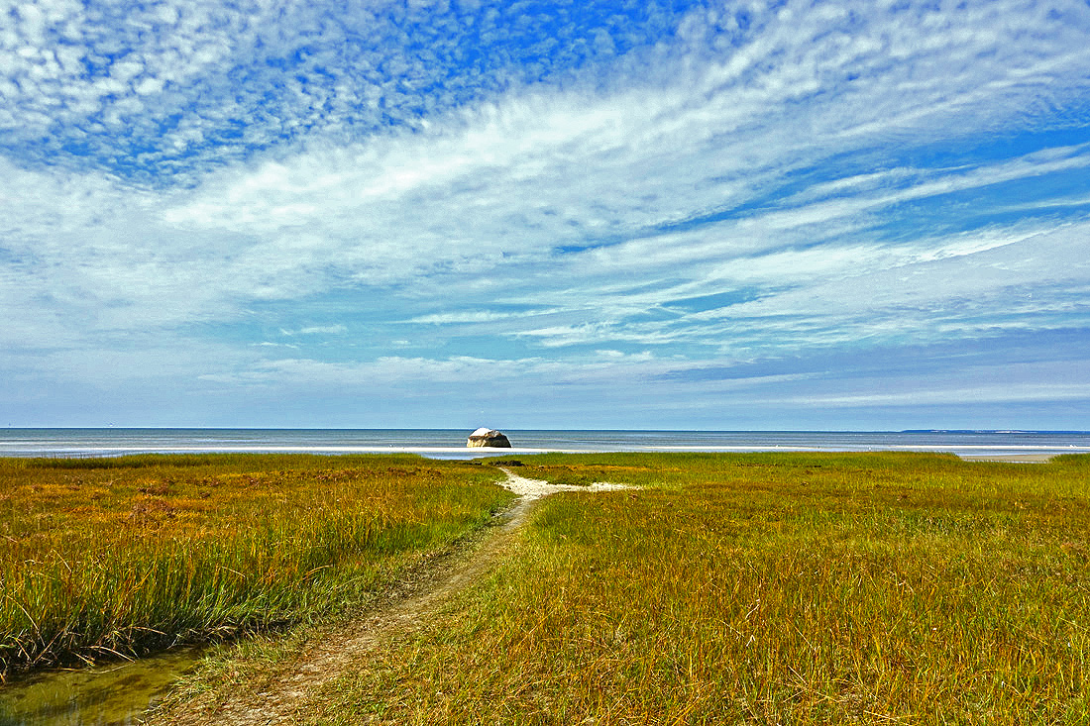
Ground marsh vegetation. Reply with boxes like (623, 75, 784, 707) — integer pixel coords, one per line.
(3, 452, 1088, 724)
(304, 453, 1090, 723)
(0, 454, 512, 679)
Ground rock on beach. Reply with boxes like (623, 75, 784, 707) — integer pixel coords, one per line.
(467, 428, 512, 448)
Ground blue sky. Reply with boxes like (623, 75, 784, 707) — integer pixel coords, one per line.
(2, 0, 1089, 430)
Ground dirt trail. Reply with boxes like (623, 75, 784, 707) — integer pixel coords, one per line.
(153, 469, 628, 725)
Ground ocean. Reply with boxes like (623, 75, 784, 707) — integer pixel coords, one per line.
(1, 428, 1088, 459)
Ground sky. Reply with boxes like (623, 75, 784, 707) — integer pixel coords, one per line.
(1, 0, 1089, 431)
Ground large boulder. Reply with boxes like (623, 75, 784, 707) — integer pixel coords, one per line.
(467, 428, 512, 448)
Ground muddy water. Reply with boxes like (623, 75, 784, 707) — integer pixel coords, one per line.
(0, 649, 199, 726)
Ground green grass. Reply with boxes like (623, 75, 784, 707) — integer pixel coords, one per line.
(0, 454, 513, 679)
(301, 452, 1090, 724)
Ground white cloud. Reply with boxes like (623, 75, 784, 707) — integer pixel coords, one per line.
(194, 350, 805, 393)
(280, 325, 348, 336)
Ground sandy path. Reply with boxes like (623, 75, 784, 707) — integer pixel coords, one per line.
(153, 470, 628, 725)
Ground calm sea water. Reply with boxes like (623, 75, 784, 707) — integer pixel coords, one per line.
(2, 428, 1088, 459)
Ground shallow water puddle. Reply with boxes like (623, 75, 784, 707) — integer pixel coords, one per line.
(0, 649, 198, 726)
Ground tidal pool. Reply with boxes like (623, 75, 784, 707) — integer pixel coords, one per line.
(0, 649, 198, 726)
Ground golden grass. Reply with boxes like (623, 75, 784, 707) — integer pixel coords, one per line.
(304, 452, 1090, 724)
(0, 454, 513, 679)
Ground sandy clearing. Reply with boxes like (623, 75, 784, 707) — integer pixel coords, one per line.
(498, 469, 633, 501)
(959, 454, 1057, 463)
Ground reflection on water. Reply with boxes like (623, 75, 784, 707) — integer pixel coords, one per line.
(0, 649, 198, 726)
